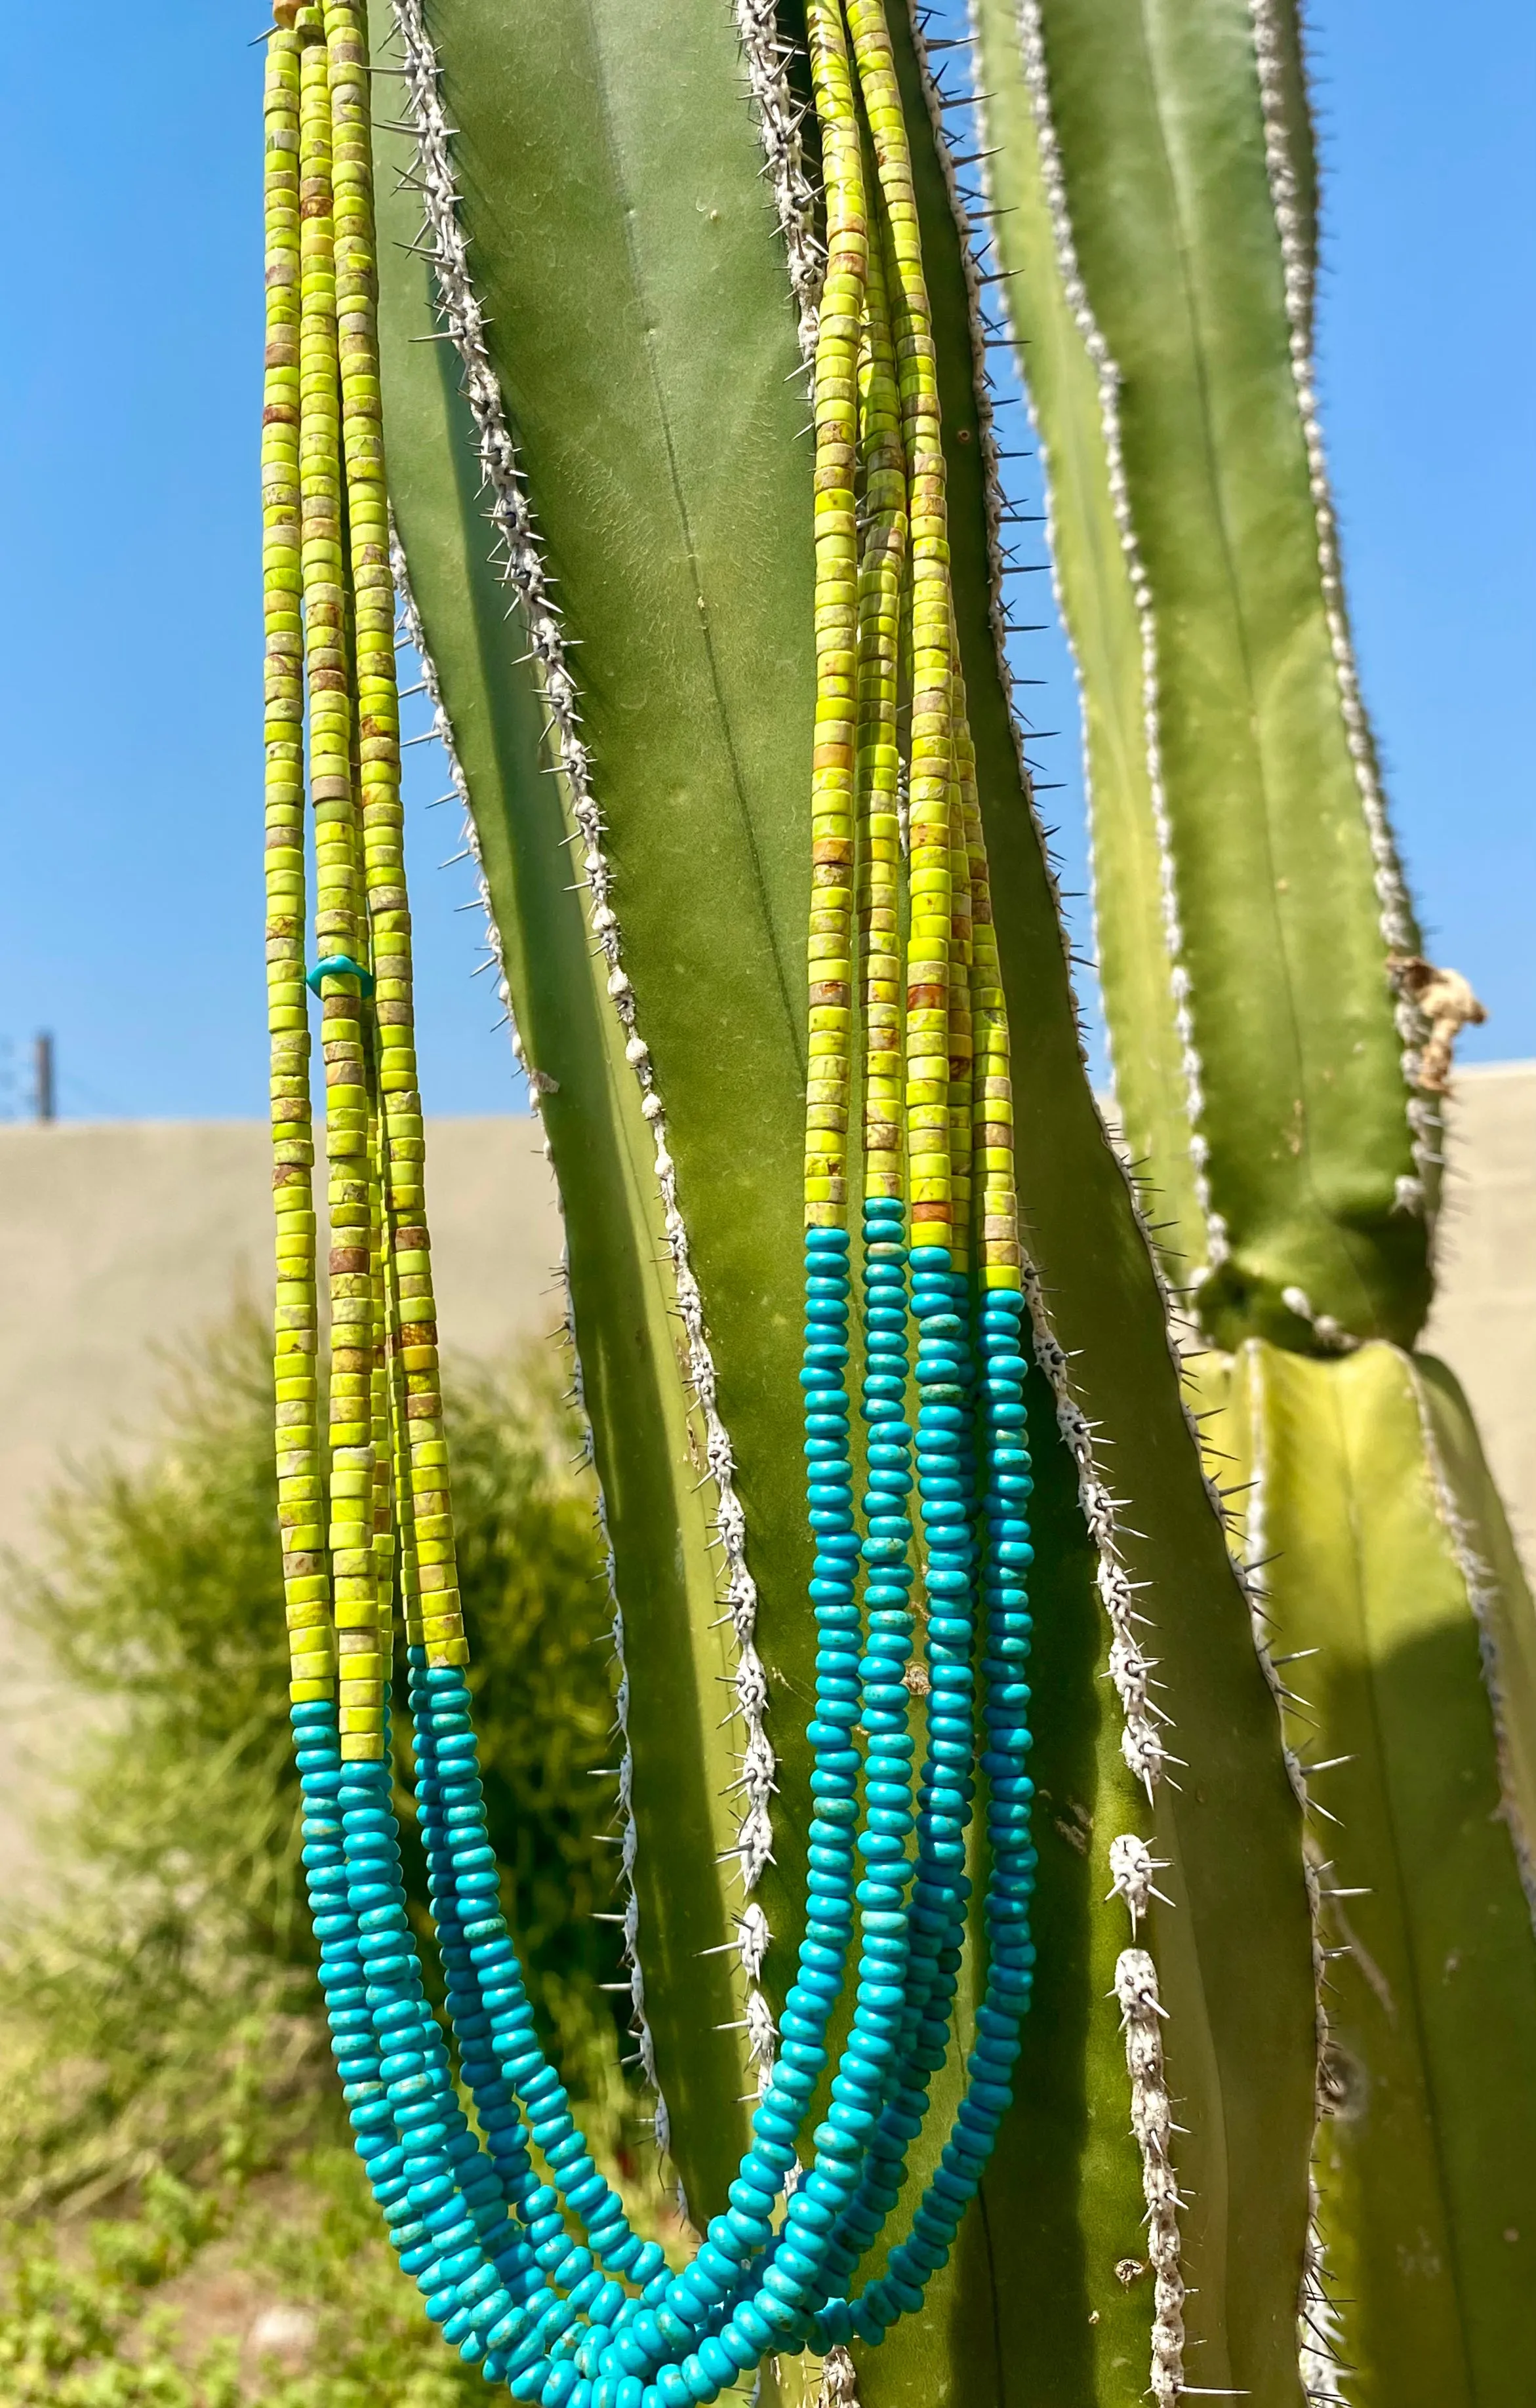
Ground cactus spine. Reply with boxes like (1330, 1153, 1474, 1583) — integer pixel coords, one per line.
(973, 0, 1536, 2395)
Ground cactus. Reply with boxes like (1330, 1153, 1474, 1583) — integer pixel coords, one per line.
(261, 1, 1324, 2401)
(971, 0, 1536, 2394)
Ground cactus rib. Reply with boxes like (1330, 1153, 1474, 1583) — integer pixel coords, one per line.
(1245, 0, 1433, 1222)
(1238, 1349, 1354, 2404)
(388, 534, 673, 2152)
(1410, 1363, 1536, 1922)
(387, 0, 782, 2139)
(1005, 0, 1222, 1287)
(735, 0, 826, 372)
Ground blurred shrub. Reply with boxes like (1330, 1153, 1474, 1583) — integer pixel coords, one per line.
(0, 1316, 629, 2215)
(0, 2157, 475, 2407)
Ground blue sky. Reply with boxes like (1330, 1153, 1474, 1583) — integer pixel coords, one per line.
(0, 2, 1529, 1120)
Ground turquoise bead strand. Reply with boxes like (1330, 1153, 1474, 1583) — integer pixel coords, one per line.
(290, 1211, 1037, 2403)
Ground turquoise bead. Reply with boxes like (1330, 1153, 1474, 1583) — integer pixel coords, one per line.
(697, 2338, 735, 2388)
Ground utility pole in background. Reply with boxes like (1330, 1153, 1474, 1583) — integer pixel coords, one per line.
(32, 1033, 54, 1124)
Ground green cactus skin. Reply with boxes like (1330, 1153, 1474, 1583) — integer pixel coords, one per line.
(1186, 1341, 1536, 2404)
(974, 0, 1433, 1355)
(363, 1, 1317, 2398)
(973, 1, 1536, 2394)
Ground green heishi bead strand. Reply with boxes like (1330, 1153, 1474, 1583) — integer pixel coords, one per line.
(944, 694, 975, 1279)
(327, 0, 466, 1695)
(296, 1, 382, 1763)
(855, 199, 906, 1209)
(265, 14, 332, 1706)
(846, 0, 956, 1256)
(329, 0, 406, 1750)
(963, 702, 1023, 1291)
(803, 0, 866, 1234)
(266, 1, 1033, 2396)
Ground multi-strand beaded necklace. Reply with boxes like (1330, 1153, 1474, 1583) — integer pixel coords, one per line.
(262, 1, 1036, 2400)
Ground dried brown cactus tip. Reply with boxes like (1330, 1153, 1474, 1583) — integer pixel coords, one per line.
(1387, 953, 1489, 1094)
(815, 2348, 860, 2407)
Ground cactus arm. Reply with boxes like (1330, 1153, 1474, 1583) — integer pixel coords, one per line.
(368, 0, 1316, 2392)
(1198, 1339, 1536, 2401)
(975, 0, 1430, 1348)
